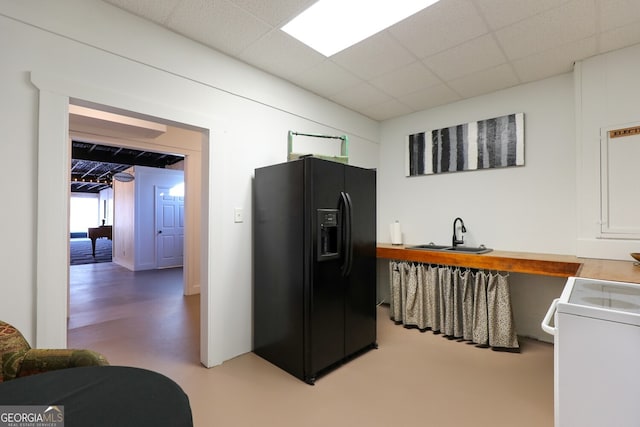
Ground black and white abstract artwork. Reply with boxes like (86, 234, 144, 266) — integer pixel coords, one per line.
(406, 113, 524, 176)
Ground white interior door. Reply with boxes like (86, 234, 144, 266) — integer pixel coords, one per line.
(156, 186, 184, 268)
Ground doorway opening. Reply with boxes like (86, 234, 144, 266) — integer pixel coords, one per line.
(66, 102, 203, 365)
(33, 73, 217, 366)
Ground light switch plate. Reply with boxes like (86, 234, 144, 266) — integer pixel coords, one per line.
(234, 208, 243, 223)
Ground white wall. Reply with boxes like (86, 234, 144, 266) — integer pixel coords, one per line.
(376, 44, 640, 341)
(379, 73, 576, 254)
(376, 41, 640, 263)
(378, 74, 576, 342)
(0, 0, 379, 366)
(112, 166, 185, 271)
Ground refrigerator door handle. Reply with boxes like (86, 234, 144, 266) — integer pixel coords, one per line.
(339, 191, 353, 277)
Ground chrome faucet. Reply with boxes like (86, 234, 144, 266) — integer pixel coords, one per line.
(452, 217, 466, 248)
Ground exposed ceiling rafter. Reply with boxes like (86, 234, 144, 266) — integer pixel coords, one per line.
(71, 141, 184, 194)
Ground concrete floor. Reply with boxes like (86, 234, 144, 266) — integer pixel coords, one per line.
(68, 262, 554, 427)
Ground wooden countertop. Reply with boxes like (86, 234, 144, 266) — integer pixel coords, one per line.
(377, 243, 640, 284)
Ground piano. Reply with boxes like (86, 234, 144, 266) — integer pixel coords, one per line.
(88, 225, 112, 257)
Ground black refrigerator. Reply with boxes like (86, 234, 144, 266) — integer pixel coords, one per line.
(253, 157, 377, 384)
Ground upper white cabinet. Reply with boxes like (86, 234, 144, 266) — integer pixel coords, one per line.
(600, 123, 640, 238)
(576, 44, 640, 260)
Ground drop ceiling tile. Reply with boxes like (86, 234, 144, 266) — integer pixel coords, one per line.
(104, 0, 640, 121)
(495, 0, 597, 60)
(226, 0, 316, 27)
(360, 99, 414, 122)
(239, 30, 326, 79)
(165, 0, 272, 56)
(599, 21, 640, 53)
(388, 0, 489, 58)
(512, 36, 596, 82)
(103, 0, 181, 24)
(288, 61, 362, 97)
(398, 84, 462, 112)
(598, 0, 640, 32)
(472, 0, 564, 30)
(422, 34, 507, 81)
(370, 62, 442, 97)
(447, 63, 520, 98)
(328, 82, 393, 112)
(331, 31, 417, 80)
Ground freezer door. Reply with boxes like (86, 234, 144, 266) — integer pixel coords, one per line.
(306, 158, 346, 376)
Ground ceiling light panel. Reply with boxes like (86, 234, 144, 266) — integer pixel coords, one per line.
(282, 0, 441, 57)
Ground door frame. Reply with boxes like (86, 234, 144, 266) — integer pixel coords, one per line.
(31, 71, 218, 367)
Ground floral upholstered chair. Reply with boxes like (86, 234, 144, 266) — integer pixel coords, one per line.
(0, 320, 108, 382)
